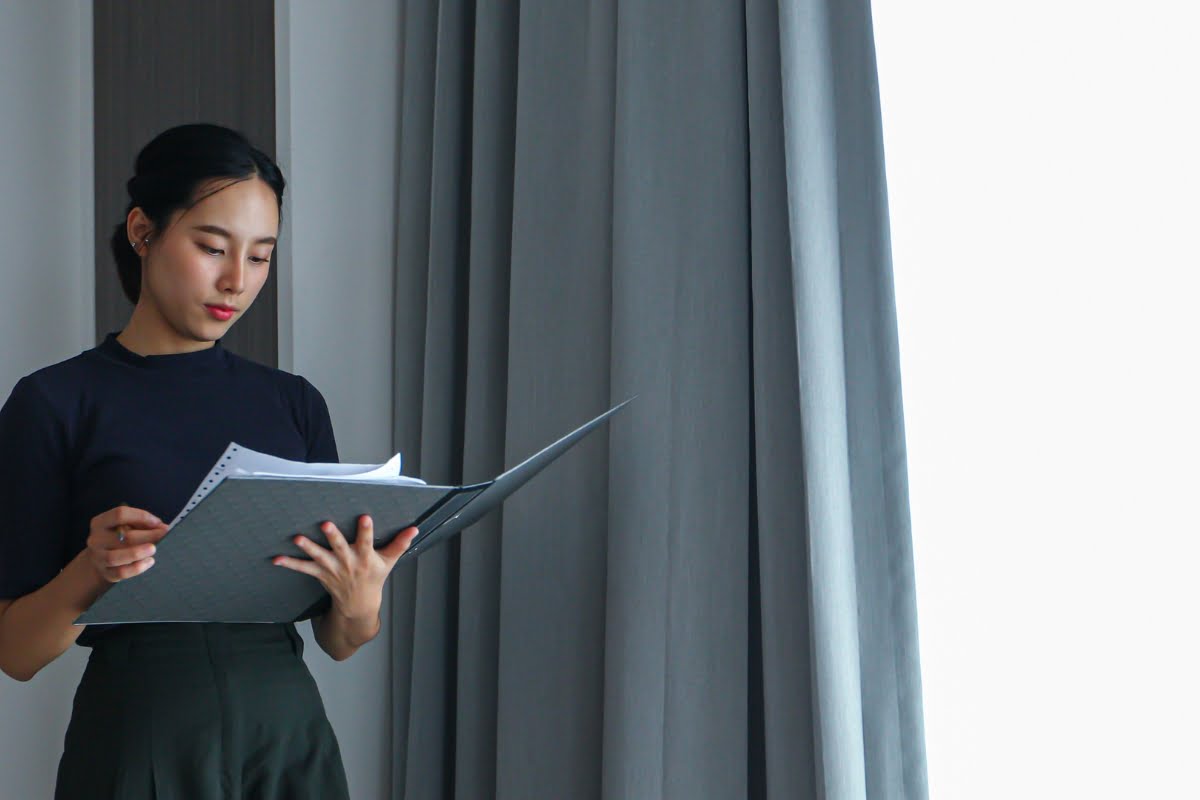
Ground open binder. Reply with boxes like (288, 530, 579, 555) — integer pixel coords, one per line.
(74, 396, 635, 625)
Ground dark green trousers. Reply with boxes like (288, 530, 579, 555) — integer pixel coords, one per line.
(55, 622, 350, 800)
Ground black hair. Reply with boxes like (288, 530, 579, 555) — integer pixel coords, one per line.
(108, 123, 286, 304)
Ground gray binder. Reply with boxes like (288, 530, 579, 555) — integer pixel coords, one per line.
(74, 396, 635, 625)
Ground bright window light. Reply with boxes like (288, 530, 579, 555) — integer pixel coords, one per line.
(871, 2, 1200, 797)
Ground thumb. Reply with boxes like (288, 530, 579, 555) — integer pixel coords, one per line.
(380, 526, 419, 563)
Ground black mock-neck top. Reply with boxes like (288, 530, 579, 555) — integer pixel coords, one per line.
(0, 331, 340, 645)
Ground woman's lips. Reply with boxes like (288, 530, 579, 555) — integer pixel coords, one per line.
(205, 305, 234, 321)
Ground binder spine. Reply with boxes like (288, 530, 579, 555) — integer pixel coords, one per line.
(406, 487, 484, 556)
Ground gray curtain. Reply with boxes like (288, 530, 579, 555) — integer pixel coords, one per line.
(386, 1, 927, 798)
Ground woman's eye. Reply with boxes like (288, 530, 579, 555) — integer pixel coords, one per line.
(199, 244, 269, 264)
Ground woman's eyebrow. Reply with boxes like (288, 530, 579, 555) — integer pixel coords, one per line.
(190, 224, 276, 245)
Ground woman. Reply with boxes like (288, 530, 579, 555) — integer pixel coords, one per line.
(0, 123, 416, 798)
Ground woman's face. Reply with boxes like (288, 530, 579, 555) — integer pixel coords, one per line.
(132, 176, 279, 343)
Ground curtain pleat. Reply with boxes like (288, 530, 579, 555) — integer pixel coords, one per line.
(389, 2, 928, 798)
(746, 0, 822, 795)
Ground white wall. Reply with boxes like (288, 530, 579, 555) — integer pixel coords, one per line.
(276, 2, 403, 798)
(0, 1, 402, 795)
(0, 1, 94, 796)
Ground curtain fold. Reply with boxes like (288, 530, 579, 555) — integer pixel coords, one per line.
(388, 1, 927, 798)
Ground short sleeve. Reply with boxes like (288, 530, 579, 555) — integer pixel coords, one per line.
(299, 377, 339, 464)
(0, 376, 72, 600)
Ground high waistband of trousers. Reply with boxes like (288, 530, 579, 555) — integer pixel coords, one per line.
(87, 621, 304, 665)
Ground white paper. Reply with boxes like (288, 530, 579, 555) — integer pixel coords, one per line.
(168, 442, 425, 528)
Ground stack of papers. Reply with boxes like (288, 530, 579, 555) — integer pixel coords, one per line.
(168, 442, 427, 529)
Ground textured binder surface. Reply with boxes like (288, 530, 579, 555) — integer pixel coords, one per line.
(74, 396, 635, 625)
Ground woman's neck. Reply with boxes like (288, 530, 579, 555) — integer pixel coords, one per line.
(117, 304, 218, 357)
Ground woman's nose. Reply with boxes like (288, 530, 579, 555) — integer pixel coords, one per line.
(219, 258, 246, 293)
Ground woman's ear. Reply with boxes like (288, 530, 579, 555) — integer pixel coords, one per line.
(126, 207, 154, 249)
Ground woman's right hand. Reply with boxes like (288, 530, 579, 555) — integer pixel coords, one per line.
(85, 504, 169, 584)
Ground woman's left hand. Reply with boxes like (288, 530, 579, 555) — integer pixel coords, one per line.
(272, 515, 418, 620)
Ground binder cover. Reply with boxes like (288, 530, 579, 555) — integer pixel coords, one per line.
(74, 396, 635, 625)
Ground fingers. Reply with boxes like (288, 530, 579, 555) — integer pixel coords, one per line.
(96, 505, 166, 548)
(102, 555, 156, 583)
(318, 519, 355, 559)
(85, 534, 157, 583)
(276, 516, 395, 574)
(142, 525, 170, 544)
(101, 542, 158, 569)
(82, 504, 167, 584)
(379, 526, 419, 563)
(108, 522, 168, 548)
(272, 554, 321, 578)
(292, 533, 340, 572)
(113, 525, 167, 548)
(355, 515, 374, 551)
(106, 504, 163, 529)
(87, 525, 166, 554)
